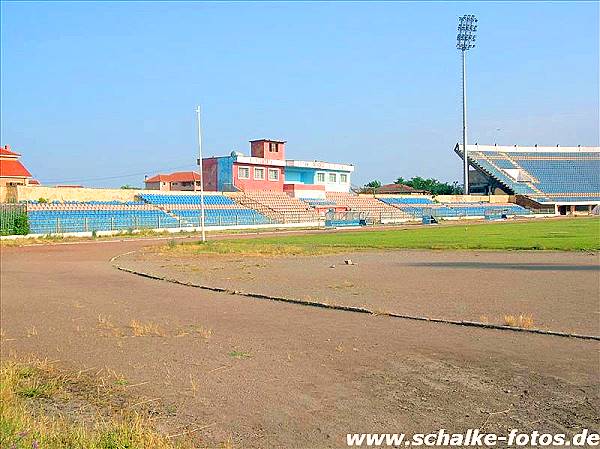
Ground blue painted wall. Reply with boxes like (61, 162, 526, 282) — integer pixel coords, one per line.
(217, 156, 234, 191)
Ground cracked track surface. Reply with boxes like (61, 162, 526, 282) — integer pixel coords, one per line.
(1, 238, 598, 448)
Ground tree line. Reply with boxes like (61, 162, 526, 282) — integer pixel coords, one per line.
(364, 177, 463, 195)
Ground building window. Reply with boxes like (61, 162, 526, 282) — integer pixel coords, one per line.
(316, 172, 325, 183)
(340, 174, 348, 183)
(269, 142, 278, 152)
(268, 168, 280, 181)
(328, 173, 337, 183)
(254, 167, 265, 180)
(238, 166, 250, 179)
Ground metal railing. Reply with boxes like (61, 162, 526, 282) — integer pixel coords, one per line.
(25, 212, 289, 235)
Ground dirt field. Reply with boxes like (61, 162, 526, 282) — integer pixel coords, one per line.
(1, 238, 599, 448)
(121, 247, 600, 335)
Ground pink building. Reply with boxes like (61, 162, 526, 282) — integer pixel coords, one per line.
(200, 139, 354, 197)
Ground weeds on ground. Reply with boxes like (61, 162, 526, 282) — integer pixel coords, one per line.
(128, 320, 166, 337)
(503, 313, 535, 328)
(228, 351, 252, 359)
(176, 325, 212, 339)
(0, 358, 195, 449)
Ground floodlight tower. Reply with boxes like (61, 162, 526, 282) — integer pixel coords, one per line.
(457, 14, 477, 195)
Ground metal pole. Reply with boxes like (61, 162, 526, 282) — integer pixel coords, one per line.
(462, 49, 469, 195)
(195, 106, 206, 243)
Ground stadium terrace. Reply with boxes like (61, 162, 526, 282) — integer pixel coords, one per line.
(455, 144, 600, 215)
(0, 139, 599, 237)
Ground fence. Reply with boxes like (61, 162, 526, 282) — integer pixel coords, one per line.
(0, 204, 28, 235)
(25, 211, 284, 235)
(325, 211, 367, 227)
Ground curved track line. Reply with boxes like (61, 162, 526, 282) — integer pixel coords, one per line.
(110, 251, 600, 342)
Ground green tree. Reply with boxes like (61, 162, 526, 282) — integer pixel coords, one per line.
(365, 180, 382, 188)
(395, 177, 462, 195)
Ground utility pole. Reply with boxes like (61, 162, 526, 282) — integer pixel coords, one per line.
(195, 106, 206, 242)
(457, 14, 478, 195)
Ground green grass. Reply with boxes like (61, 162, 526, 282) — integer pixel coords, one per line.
(228, 351, 252, 359)
(166, 218, 600, 255)
(1, 359, 195, 449)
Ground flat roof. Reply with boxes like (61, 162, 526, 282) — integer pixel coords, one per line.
(286, 160, 354, 172)
(249, 139, 287, 144)
(456, 143, 600, 153)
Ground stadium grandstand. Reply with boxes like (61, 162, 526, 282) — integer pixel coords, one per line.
(455, 144, 600, 215)
(138, 193, 273, 227)
(2, 138, 599, 236)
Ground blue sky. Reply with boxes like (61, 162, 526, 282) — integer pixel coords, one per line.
(1, 1, 598, 187)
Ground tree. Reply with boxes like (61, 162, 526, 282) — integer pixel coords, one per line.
(120, 185, 140, 190)
(395, 177, 462, 195)
(365, 180, 382, 188)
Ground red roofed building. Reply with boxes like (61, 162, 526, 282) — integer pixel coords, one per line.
(144, 171, 201, 191)
(0, 145, 38, 187)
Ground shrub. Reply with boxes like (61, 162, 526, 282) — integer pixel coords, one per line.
(12, 213, 30, 235)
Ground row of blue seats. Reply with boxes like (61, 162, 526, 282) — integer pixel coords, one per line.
(27, 212, 273, 234)
(24, 200, 146, 205)
(470, 156, 537, 195)
(302, 198, 336, 206)
(29, 210, 162, 216)
(379, 197, 434, 205)
(399, 205, 532, 218)
(473, 152, 599, 199)
(139, 194, 235, 206)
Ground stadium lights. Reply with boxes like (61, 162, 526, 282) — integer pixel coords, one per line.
(457, 14, 478, 195)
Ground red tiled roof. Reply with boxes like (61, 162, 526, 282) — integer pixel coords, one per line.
(146, 171, 200, 183)
(0, 159, 32, 178)
(0, 145, 21, 157)
(375, 183, 422, 194)
(29, 179, 40, 185)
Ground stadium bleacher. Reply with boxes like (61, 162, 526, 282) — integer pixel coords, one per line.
(378, 197, 434, 205)
(138, 193, 235, 206)
(375, 195, 532, 218)
(301, 198, 337, 207)
(139, 193, 273, 226)
(232, 192, 319, 223)
(325, 192, 411, 221)
(395, 203, 532, 219)
(27, 202, 179, 234)
(458, 145, 600, 204)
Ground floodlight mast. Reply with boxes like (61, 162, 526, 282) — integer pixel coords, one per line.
(457, 14, 477, 195)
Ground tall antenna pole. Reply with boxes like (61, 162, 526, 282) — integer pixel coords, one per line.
(457, 14, 478, 195)
(195, 105, 206, 243)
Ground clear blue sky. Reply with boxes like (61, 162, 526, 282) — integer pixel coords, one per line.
(1, 1, 598, 187)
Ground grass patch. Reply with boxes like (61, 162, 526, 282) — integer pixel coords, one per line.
(128, 320, 166, 337)
(228, 351, 252, 359)
(503, 313, 535, 329)
(0, 358, 194, 449)
(164, 218, 600, 256)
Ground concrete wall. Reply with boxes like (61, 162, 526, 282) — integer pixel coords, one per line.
(203, 158, 219, 191)
(434, 195, 512, 203)
(233, 161, 284, 192)
(10, 185, 144, 202)
(250, 140, 286, 160)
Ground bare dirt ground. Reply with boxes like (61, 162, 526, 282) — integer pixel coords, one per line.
(121, 248, 600, 336)
(1, 239, 599, 448)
